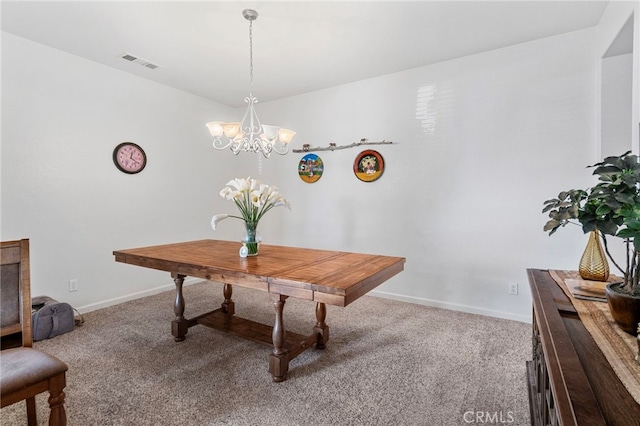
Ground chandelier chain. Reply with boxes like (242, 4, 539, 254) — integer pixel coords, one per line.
(248, 18, 254, 95)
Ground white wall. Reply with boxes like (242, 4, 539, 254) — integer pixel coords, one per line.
(1, 25, 601, 323)
(596, 2, 639, 155)
(601, 53, 633, 157)
(257, 28, 599, 322)
(1, 32, 243, 309)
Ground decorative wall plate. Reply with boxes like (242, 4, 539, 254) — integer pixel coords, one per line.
(353, 150, 384, 182)
(298, 153, 324, 183)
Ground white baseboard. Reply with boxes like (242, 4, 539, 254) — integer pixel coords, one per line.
(76, 279, 531, 323)
(76, 277, 202, 314)
(369, 289, 532, 323)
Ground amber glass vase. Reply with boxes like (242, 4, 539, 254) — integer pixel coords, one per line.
(579, 231, 610, 281)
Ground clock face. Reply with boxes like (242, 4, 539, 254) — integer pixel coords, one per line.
(113, 142, 147, 174)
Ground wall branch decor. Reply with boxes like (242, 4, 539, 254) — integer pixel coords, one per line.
(292, 138, 397, 153)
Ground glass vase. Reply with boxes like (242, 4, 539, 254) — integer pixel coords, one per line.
(579, 230, 610, 281)
(242, 221, 261, 256)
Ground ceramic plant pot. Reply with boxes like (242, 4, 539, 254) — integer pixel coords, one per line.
(606, 282, 640, 336)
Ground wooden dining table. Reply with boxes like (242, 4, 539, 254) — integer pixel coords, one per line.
(113, 239, 405, 382)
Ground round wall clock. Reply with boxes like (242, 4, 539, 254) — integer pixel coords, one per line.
(113, 142, 147, 174)
(353, 150, 384, 182)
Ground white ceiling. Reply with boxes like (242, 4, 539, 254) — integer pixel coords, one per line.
(1, 1, 609, 107)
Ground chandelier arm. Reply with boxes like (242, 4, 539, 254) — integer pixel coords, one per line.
(212, 138, 234, 151)
(260, 137, 273, 155)
(241, 96, 262, 137)
(240, 98, 254, 135)
(254, 136, 271, 158)
(270, 143, 290, 155)
(230, 138, 245, 155)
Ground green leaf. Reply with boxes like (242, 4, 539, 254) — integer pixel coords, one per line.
(569, 204, 579, 217)
(592, 165, 622, 176)
(617, 228, 636, 238)
(615, 193, 636, 204)
(624, 218, 640, 230)
(541, 204, 555, 213)
(597, 221, 619, 236)
(543, 220, 561, 232)
(624, 154, 639, 169)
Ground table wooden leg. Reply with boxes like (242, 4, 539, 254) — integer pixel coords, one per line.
(269, 294, 290, 382)
(171, 274, 188, 342)
(221, 283, 235, 315)
(313, 302, 330, 349)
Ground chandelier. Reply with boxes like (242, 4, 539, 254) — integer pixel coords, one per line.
(206, 9, 295, 158)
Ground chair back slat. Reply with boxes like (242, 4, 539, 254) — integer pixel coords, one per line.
(0, 239, 32, 347)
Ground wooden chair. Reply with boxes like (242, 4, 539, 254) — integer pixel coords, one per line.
(1, 239, 68, 425)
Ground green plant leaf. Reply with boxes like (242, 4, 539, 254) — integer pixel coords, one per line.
(615, 193, 636, 204)
(543, 220, 561, 232)
(616, 228, 637, 238)
(592, 165, 623, 176)
(595, 204, 611, 215)
(597, 221, 619, 236)
(630, 221, 640, 230)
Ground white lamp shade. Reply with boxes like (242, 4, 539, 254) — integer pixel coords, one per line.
(261, 125, 281, 141)
(278, 129, 296, 144)
(206, 121, 224, 137)
(223, 122, 241, 138)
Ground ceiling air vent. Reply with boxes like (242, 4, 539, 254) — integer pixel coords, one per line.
(118, 53, 160, 70)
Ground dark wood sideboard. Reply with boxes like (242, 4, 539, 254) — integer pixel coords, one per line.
(527, 269, 640, 426)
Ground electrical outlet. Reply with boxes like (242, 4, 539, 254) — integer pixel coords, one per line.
(509, 283, 518, 295)
(69, 279, 78, 292)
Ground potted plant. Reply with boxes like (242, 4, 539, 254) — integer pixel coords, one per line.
(543, 151, 640, 335)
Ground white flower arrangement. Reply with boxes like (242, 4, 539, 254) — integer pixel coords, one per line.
(211, 177, 291, 231)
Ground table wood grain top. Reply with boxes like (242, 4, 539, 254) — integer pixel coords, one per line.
(114, 239, 405, 306)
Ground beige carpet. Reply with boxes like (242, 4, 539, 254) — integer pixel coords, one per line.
(1, 281, 531, 425)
